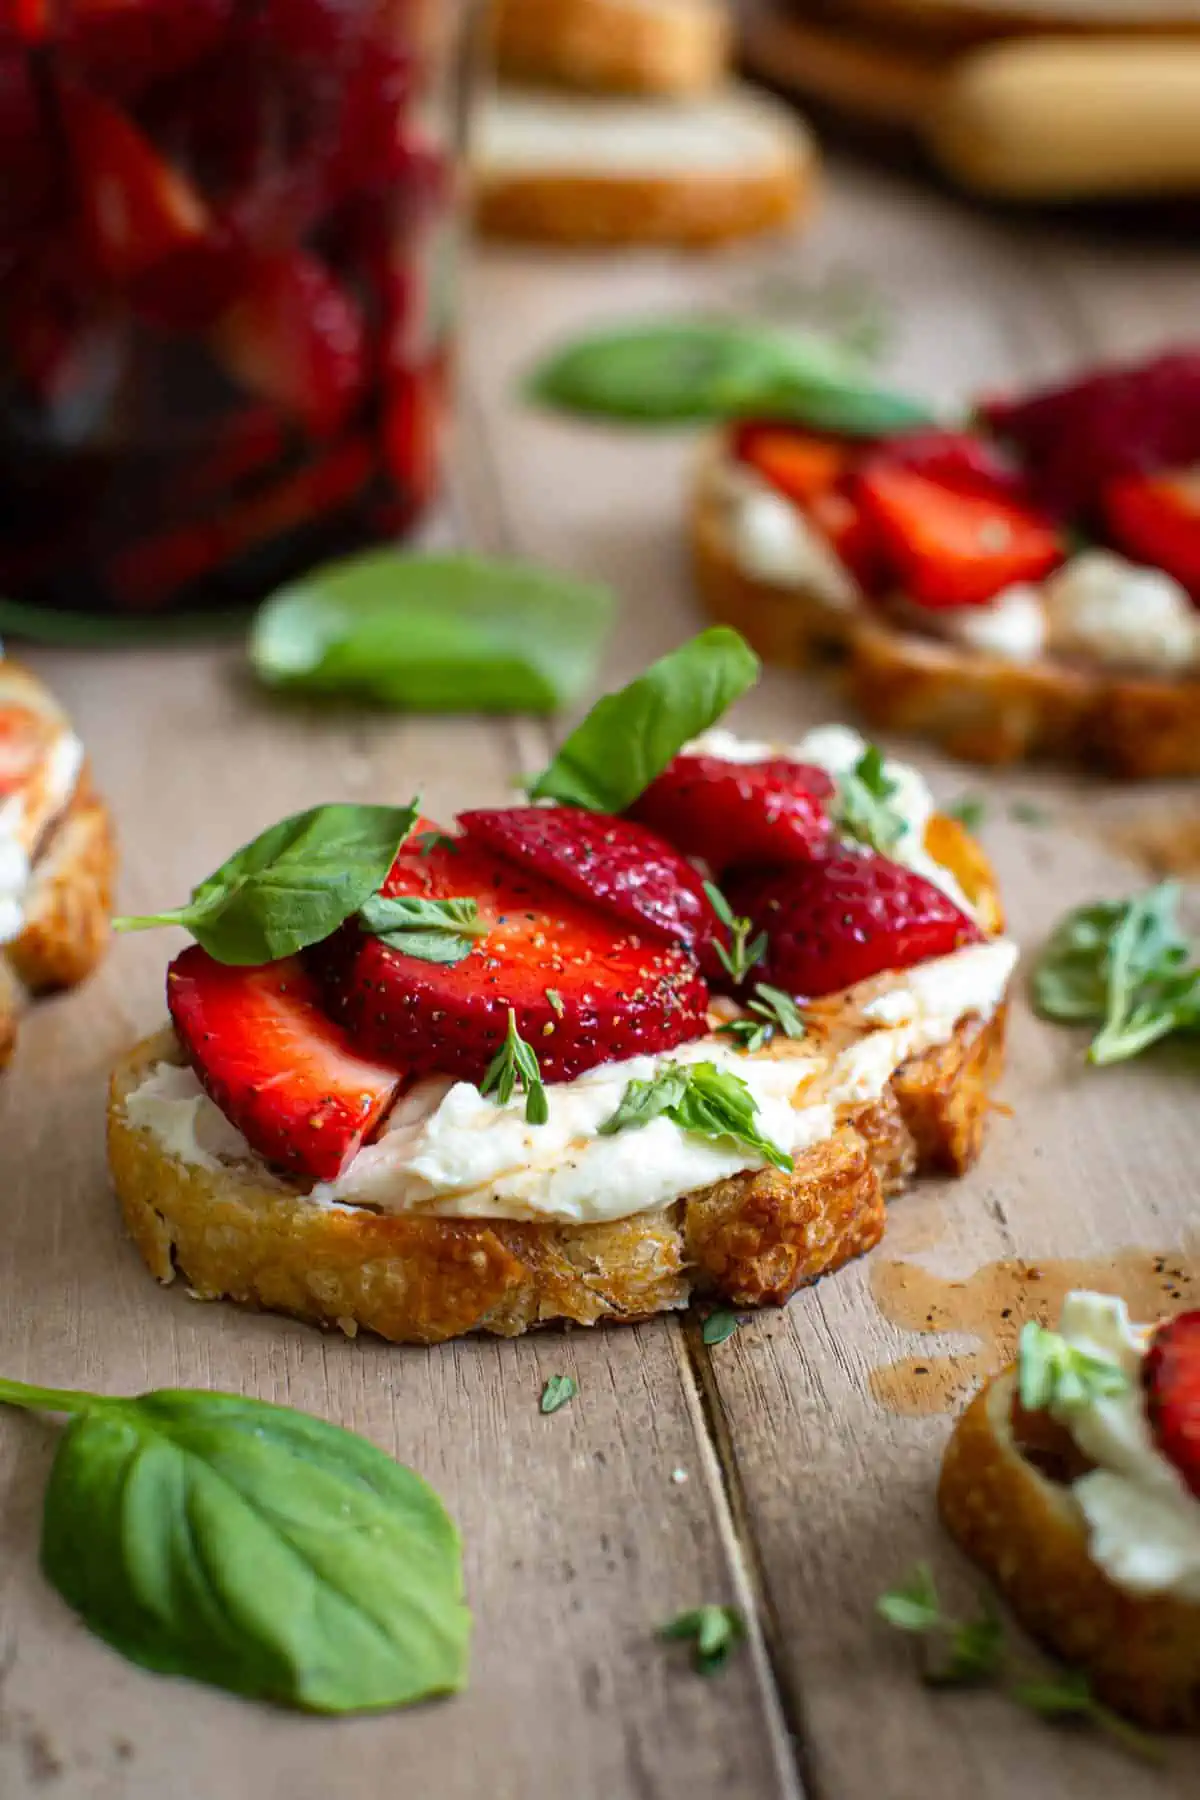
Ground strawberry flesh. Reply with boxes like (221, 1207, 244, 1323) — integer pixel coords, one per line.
(319, 834, 709, 1085)
(733, 423, 849, 507)
(866, 429, 1029, 504)
(1143, 1310, 1200, 1500)
(167, 946, 405, 1182)
(1104, 470, 1200, 602)
(724, 850, 982, 998)
(630, 755, 833, 875)
(211, 249, 367, 438)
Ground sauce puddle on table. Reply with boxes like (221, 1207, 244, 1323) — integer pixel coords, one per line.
(868, 1241, 1199, 1417)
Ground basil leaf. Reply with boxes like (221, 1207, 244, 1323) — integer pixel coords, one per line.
(833, 745, 909, 857)
(528, 627, 759, 813)
(250, 552, 615, 715)
(526, 320, 935, 438)
(0, 1376, 468, 1714)
(359, 893, 487, 966)
(479, 1008, 549, 1126)
(1017, 1322, 1128, 1413)
(600, 1059, 792, 1173)
(539, 1375, 577, 1415)
(598, 1062, 692, 1135)
(116, 802, 417, 965)
(660, 1604, 745, 1674)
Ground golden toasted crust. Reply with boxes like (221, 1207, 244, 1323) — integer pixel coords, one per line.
(833, 0, 1196, 46)
(492, 0, 730, 95)
(692, 464, 1200, 777)
(940, 1369, 1200, 1729)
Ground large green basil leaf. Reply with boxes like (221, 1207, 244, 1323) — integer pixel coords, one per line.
(15, 1384, 470, 1713)
(528, 627, 759, 813)
(250, 552, 615, 714)
(115, 801, 418, 964)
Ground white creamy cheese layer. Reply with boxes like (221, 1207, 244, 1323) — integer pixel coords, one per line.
(715, 462, 858, 609)
(1044, 551, 1200, 674)
(1051, 1291, 1200, 1603)
(0, 729, 83, 946)
(123, 939, 1016, 1226)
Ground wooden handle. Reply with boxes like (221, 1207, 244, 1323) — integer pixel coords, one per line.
(929, 38, 1200, 198)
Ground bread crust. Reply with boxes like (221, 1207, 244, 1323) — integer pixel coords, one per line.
(831, 0, 1199, 46)
(109, 998, 1006, 1345)
(492, 0, 730, 95)
(939, 1369, 1200, 1729)
(692, 455, 1200, 776)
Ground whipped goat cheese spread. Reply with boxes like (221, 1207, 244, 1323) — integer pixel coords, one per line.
(715, 461, 858, 609)
(939, 584, 1048, 664)
(1043, 551, 1200, 674)
(1050, 1291, 1200, 1603)
(0, 728, 83, 946)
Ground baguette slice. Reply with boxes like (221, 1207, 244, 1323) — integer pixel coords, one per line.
(831, 0, 1199, 45)
(475, 83, 816, 246)
(691, 445, 1200, 777)
(492, 0, 730, 96)
(940, 1367, 1200, 1730)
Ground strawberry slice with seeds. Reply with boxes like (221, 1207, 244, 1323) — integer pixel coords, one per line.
(61, 84, 209, 285)
(867, 429, 1029, 504)
(733, 423, 849, 507)
(167, 946, 405, 1182)
(1104, 470, 1200, 601)
(320, 834, 709, 1085)
(724, 850, 982, 998)
(630, 755, 833, 875)
(212, 249, 367, 437)
(1143, 1310, 1200, 1500)
(458, 805, 720, 955)
(855, 464, 1065, 608)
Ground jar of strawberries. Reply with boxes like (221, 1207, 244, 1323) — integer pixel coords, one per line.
(0, 0, 475, 623)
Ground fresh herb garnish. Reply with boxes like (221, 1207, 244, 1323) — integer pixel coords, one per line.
(702, 1311, 739, 1347)
(540, 1375, 577, 1415)
(705, 883, 767, 988)
(599, 1060, 793, 1173)
(1009, 1670, 1164, 1763)
(1032, 882, 1200, 1065)
(660, 1604, 746, 1675)
(358, 893, 488, 966)
(414, 830, 458, 856)
(1009, 799, 1050, 827)
(527, 628, 759, 814)
(945, 794, 986, 833)
(526, 319, 936, 438)
(250, 552, 615, 714)
(545, 987, 565, 1018)
(1017, 1320, 1129, 1413)
(480, 1008, 550, 1125)
(115, 802, 418, 965)
(833, 745, 908, 856)
(717, 983, 806, 1053)
(0, 1375, 469, 1713)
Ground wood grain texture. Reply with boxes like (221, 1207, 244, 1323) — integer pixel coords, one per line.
(0, 150, 1197, 1797)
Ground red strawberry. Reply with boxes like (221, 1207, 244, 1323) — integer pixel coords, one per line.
(1104, 470, 1200, 601)
(383, 362, 443, 518)
(1143, 1311, 1200, 1500)
(211, 249, 367, 437)
(320, 834, 709, 1085)
(806, 486, 888, 591)
(458, 806, 720, 955)
(167, 946, 405, 1182)
(724, 850, 982, 998)
(867, 429, 1028, 504)
(61, 84, 209, 285)
(65, 0, 233, 99)
(630, 755, 833, 875)
(733, 423, 849, 507)
(855, 464, 1064, 608)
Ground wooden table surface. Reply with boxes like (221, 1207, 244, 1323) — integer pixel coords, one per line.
(2, 154, 1199, 1799)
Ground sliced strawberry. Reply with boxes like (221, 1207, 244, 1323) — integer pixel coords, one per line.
(458, 806, 720, 955)
(66, 0, 233, 99)
(212, 249, 367, 437)
(61, 84, 209, 285)
(320, 835, 709, 1085)
(383, 361, 442, 517)
(167, 946, 404, 1182)
(1104, 470, 1200, 601)
(724, 851, 982, 998)
(1143, 1310, 1200, 1500)
(806, 486, 887, 592)
(733, 423, 848, 508)
(867, 429, 1028, 504)
(629, 755, 833, 875)
(855, 464, 1065, 609)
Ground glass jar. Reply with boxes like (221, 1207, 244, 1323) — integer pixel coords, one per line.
(0, 0, 476, 623)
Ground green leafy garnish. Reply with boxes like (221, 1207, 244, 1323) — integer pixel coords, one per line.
(1009, 799, 1050, 827)
(1009, 1670, 1164, 1763)
(414, 830, 458, 856)
(599, 1060, 793, 1173)
(545, 987, 565, 1018)
(701, 1311, 739, 1347)
(527, 627, 759, 813)
(833, 746, 909, 857)
(717, 983, 806, 1054)
(945, 794, 986, 833)
(526, 319, 936, 438)
(114, 802, 418, 965)
(705, 883, 768, 988)
(250, 552, 615, 714)
(358, 893, 488, 966)
(1017, 1321, 1129, 1413)
(0, 1374, 469, 1713)
(479, 1009, 550, 1125)
(659, 1604, 745, 1675)
(1032, 883, 1200, 1065)
(539, 1375, 577, 1415)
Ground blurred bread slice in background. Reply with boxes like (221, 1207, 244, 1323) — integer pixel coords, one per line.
(475, 82, 816, 245)
(827, 0, 1200, 45)
(492, 0, 731, 95)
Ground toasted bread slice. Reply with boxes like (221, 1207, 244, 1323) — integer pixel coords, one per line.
(492, 0, 730, 96)
(831, 0, 1198, 44)
(691, 449, 1200, 777)
(940, 1367, 1200, 1729)
(475, 83, 816, 246)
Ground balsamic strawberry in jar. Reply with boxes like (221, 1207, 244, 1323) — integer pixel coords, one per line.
(0, 0, 474, 624)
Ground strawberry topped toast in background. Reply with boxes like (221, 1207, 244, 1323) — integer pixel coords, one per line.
(0, 654, 114, 1068)
(695, 348, 1200, 775)
(107, 628, 1016, 1346)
